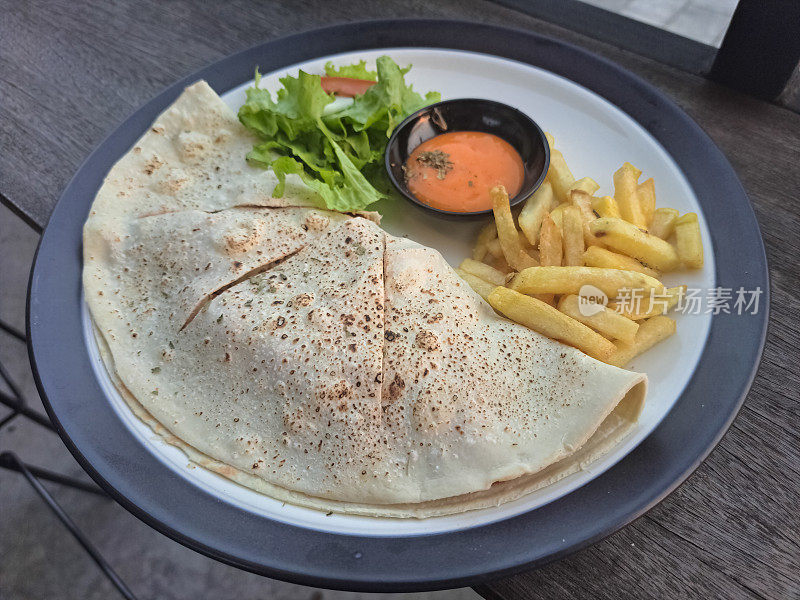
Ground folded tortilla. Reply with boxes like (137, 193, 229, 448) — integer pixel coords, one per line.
(84, 81, 646, 517)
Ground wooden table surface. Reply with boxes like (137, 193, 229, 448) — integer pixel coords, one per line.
(2, 1, 798, 598)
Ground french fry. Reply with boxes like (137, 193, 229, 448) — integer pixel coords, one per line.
(488, 287, 615, 361)
(608, 315, 676, 367)
(461, 139, 705, 365)
(489, 252, 512, 274)
(459, 258, 507, 286)
(613, 163, 648, 228)
(522, 240, 540, 263)
(561, 205, 585, 266)
(456, 269, 497, 301)
(592, 196, 622, 220)
(510, 266, 664, 298)
(519, 231, 534, 251)
(486, 229, 530, 259)
(588, 217, 680, 271)
(583, 246, 660, 279)
(518, 181, 556, 245)
(538, 213, 563, 267)
(570, 190, 602, 247)
(459, 138, 706, 364)
(674, 212, 704, 268)
(472, 221, 497, 261)
(549, 203, 567, 230)
(544, 131, 555, 150)
(637, 178, 656, 227)
(491, 185, 539, 271)
(568, 177, 600, 197)
(649, 207, 680, 239)
(547, 150, 576, 203)
(536, 213, 562, 305)
(486, 237, 503, 258)
(608, 286, 685, 320)
(557, 294, 639, 344)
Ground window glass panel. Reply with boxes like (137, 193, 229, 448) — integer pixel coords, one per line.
(579, 0, 738, 47)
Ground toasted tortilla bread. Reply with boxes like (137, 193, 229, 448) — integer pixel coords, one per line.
(84, 81, 646, 517)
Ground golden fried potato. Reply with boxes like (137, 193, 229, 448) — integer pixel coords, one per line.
(568, 177, 600, 197)
(561, 205, 585, 266)
(557, 294, 639, 344)
(522, 240, 540, 264)
(589, 217, 680, 271)
(613, 163, 648, 228)
(536, 213, 562, 305)
(637, 177, 656, 227)
(549, 203, 567, 230)
(472, 221, 498, 261)
(459, 258, 507, 286)
(547, 150, 576, 203)
(674, 212, 704, 268)
(592, 196, 622, 220)
(509, 266, 663, 298)
(518, 181, 556, 246)
(489, 252, 512, 274)
(486, 237, 503, 259)
(570, 190, 602, 247)
(488, 287, 615, 361)
(461, 139, 704, 364)
(456, 269, 497, 301)
(491, 185, 539, 271)
(539, 213, 563, 267)
(583, 246, 660, 279)
(608, 316, 676, 367)
(649, 207, 679, 239)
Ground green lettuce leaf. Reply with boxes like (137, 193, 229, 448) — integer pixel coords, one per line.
(324, 60, 377, 81)
(268, 142, 384, 212)
(238, 56, 439, 213)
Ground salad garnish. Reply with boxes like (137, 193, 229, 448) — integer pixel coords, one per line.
(238, 57, 440, 212)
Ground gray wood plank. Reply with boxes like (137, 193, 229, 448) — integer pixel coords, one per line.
(1, 1, 797, 599)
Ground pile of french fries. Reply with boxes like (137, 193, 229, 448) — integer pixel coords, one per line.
(456, 133, 704, 367)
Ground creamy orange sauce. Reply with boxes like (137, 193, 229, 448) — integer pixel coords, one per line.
(405, 131, 524, 212)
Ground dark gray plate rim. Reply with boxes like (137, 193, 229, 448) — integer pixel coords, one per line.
(27, 19, 769, 592)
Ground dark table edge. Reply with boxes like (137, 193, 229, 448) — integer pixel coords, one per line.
(1, 191, 43, 234)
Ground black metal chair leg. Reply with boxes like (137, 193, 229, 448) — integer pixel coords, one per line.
(0, 319, 25, 342)
(0, 389, 55, 431)
(1, 207, 138, 600)
(0, 453, 106, 496)
(2, 452, 139, 600)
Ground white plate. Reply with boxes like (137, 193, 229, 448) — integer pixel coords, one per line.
(85, 48, 714, 537)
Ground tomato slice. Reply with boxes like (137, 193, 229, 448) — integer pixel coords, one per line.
(320, 76, 375, 97)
